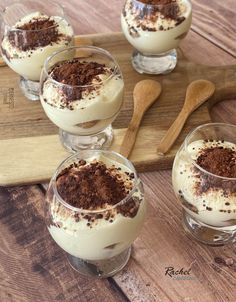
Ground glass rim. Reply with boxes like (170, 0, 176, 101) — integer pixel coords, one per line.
(43, 45, 121, 89)
(2, 0, 66, 32)
(184, 122, 236, 181)
(50, 150, 140, 214)
(132, 0, 192, 8)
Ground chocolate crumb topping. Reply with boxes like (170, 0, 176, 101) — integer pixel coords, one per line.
(8, 17, 65, 51)
(18, 18, 57, 31)
(196, 147, 236, 178)
(56, 160, 139, 218)
(49, 59, 109, 101)
(194, 146, 236, 195)
(51, 60, 107, 86)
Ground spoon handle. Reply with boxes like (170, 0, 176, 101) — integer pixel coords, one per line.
(120, 114, 142, 158)
(157, 108, 189, 155)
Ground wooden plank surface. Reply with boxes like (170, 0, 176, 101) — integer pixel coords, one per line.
(0, 186, 126, 302)
(1, 31, 236, 185)
(0, 32, 221, 186)
(0, 1, 236, 302)
(191, 0, 236, 57)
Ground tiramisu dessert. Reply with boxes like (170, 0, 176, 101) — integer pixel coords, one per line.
(121, 0, 192, 54)
(121, 0, 192, 74)
(46, 151, 146, 277)
(40, 46, 124, 151)
(1, 5, 73, 100)
(173, 138, 236, 244)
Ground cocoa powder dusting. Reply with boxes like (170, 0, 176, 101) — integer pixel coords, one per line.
(51, 60, 106, 86)
(49, 60, 108, 102)
(56, 161, 139, 218)
(194, 147, 236, 195)
(196, 147, 236, 178)
(8, 18, 65, 51)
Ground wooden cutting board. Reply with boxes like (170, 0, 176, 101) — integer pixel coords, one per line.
(1, 32, 236, 186)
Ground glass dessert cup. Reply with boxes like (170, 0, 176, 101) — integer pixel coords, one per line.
(172, 123, 236, 246)
(45, 150, 146, 278)
(40, 46, 124, 152)
(121, 0, 192, 74)
(0, 0, 74, 101)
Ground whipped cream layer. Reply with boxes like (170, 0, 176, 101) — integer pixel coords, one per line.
(41, 60, 124, 135)
(121, 0, 192, 54)
(173, 140, 236, 228)
(1, 12, 74, 81)
(48, 155, 146, 260)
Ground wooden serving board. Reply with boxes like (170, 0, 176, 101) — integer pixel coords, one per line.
(1, 32, 236, 186)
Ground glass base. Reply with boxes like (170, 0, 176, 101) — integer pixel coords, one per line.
(67, 247, 131, 278)
(132, 49, 177, 75)
(19, 76, 40, 101)
(59, 124, 113, 152)
(183, 210, 236, 246)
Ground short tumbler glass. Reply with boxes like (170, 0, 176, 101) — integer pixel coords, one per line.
(0, 0, 74, 101)
(121, 0, 192, 74)
(45, 150, 146, 278)
(172, 123, 236, 246)
(40, 46, 124, 152)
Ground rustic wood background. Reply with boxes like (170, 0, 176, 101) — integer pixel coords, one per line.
(0, 0, 236, 301)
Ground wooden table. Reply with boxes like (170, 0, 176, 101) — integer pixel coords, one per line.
(0, 1, 236, 301)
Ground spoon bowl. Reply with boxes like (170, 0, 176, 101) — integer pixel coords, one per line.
(157, 79, 215, 155)
(184, 79, 215, 112)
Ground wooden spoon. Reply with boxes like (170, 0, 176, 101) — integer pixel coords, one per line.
(120, 79, 162, 158)
(157, 79, 215, 155)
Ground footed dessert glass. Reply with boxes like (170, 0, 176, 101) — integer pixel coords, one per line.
(121, 0, 192, 74)
(0, 0, 74, 101)
(172, 123, 236, 246)
(45, 150, 146, 278)
(40, 46, 124, 152)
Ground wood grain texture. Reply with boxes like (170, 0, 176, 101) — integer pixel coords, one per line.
(0, 186, 126, 302)
(1, 170, 236, 302)
(112, 171, 236, 302)
(191, 0, 236, 57)
(0, 0, 236, 301)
